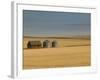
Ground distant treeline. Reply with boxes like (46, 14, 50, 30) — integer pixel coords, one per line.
(24, 35, 90, 40)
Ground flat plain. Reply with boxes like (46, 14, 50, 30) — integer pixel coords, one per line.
(23, 36, 90, 69)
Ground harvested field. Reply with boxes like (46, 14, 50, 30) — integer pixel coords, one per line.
(23, 37, 90, 69)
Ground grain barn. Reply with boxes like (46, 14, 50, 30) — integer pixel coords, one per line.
(43, 40, 51, 48)
(27, 41, 42, 49)
(52, 40, 58, 47)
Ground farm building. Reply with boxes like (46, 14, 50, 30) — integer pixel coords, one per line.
(52, 40, 58, 47)
(43, 40, 51, 48)
(27, 41, 42, 48)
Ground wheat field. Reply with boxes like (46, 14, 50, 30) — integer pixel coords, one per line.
(23, 37, 90, 69)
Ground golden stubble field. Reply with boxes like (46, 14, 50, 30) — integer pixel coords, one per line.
(23, 37, 91, 69)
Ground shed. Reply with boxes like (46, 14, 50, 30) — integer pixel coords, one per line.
(27, 41, 42, 48)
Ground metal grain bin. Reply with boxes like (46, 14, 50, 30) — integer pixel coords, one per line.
(43, 40, 51, 48)
(52, 40, 58, 47)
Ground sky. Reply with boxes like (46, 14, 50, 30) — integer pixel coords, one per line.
(23, 10, 90, 37)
